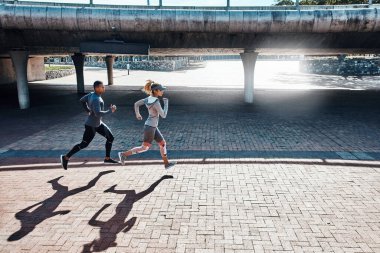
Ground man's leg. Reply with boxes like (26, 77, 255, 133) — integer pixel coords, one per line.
(61, 125, 96, 169)
(66, 126, 96, 158)
(96, 123, 117, 163)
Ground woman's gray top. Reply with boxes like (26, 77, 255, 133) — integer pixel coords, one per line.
(134, 96, 168, 128)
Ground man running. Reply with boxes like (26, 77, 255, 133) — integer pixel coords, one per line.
(60, 80, 118, 170)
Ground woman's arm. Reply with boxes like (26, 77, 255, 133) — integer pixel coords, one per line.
(134, 99, 145, 120)
(154, 98, 168, 118)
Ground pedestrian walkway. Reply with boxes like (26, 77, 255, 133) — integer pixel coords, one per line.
(1, 162, 379, 253)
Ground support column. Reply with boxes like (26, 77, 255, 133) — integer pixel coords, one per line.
(105, 55, 115, 86)
(10, 50, 30, 109)
(71, 53, 85, 93)
(295, 0, 300, 9)
(240, 49, 259, 104)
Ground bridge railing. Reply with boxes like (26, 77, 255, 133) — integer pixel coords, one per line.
(0, 0, 377, 10)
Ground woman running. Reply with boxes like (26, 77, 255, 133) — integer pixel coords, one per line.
(118, 80, 176, 169)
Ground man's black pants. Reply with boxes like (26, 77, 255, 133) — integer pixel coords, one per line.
(66, 124, 114, 158)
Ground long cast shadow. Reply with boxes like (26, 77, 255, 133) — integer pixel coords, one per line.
(82, 175, 173, 253)
(8, 170, 115, 241)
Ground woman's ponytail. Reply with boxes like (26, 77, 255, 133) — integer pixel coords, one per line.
(143, 79, 155, 95)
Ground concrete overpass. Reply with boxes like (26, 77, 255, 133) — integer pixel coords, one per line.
(2, 1, 380, 108)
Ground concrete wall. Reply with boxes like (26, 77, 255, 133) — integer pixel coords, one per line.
(46, 69, 75, 79)
(0, 58, 16, 84)
(27, 57, 45, 82)
(58, 59, 190, 71)
(0, 57, 46, 84)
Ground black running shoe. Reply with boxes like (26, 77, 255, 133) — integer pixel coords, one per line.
(165, 161, 177, 170)
(60, 155, 68, 170)
(104, 158, 119, 164)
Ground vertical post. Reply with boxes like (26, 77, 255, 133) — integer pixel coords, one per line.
(227, 0, 230, 8)
(10, 50, 30, 109)
(147, 0, 150, 5)
(105, 55, 115, 86)
(71, 53, 85, 94)
(89, 0, 93, 5)
(369, 0, 372, 5)
(240, 49, 259, 104)
(159, 0, 162, 7)
(295, 0, 300, 9)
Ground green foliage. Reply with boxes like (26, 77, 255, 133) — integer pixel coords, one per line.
(275, 0, 295, 5)
(45, 65, 74, 71)
(276, 0, 373, 5)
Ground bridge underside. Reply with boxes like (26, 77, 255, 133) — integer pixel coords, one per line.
(1, 30, 380, 56)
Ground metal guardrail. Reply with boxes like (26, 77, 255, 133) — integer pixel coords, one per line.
(0, 0, 376, 9)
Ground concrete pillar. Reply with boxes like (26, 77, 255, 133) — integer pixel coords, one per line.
(71, 53, 85, 93)
(240, 49, 259, 104)
(105, 55, 115, 85)
(10, 50, 30, 109)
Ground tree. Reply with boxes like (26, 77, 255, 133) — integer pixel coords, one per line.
(275, 0, 295, 5)
(276, 0, 373, 5)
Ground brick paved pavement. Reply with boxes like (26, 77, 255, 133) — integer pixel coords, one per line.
(1, 84, 380, 252)
(0, 163, 380, 252)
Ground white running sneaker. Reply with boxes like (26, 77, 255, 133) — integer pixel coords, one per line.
(118, 152, 126, 165)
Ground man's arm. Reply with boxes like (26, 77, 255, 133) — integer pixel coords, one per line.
(79, 94, 91, 113)
(92, 98, 112, 117)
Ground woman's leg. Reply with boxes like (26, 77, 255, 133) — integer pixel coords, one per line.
(119, 142, 150, 165)
(123, 142, 151, 157)
(119, 126, 154, 164)
(155, 128, 176, 169)
(154, 128, 169, 166)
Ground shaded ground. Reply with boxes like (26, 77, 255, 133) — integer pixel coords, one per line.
(1, 83, 380, 162)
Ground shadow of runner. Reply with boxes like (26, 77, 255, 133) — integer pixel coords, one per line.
(82, 175, 174, 253)
(8, 170, 115, 241)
